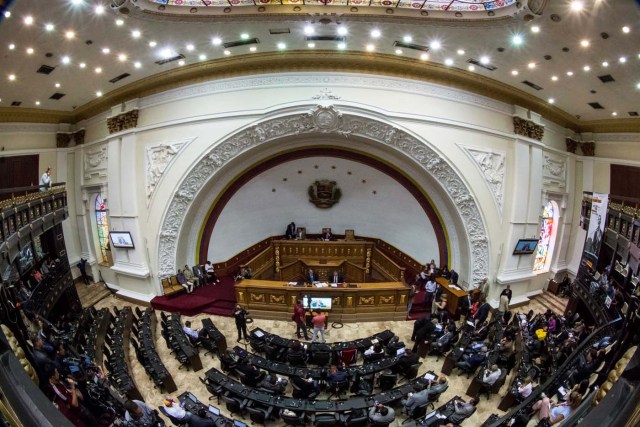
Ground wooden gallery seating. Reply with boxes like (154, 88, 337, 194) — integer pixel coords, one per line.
(160, 275, 185, 297)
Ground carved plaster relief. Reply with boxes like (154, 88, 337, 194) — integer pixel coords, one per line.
(460, 145, 506, 216)
(157, 105, 490, 289)
(84, 145, 108, 179)
(543, 153, 567, 187)
(145, 140, 190, 202)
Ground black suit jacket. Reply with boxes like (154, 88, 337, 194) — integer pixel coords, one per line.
(450, 271, 459, 284)
(306, 273, 316, 283)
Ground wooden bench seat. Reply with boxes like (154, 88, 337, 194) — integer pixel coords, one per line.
(161, 276, 185, 297)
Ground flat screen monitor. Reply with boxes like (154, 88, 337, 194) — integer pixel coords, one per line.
(396, 347, 405, 356)
(303, 296, 332, 310)
(513, 239, 538, 255)
(109, 231, 135, 249)
(208, 405, 220, 415)
(187, 392, 197, 403)
(233, 420, 248, 427)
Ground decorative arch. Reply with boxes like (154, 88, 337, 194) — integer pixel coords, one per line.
(157, 105, 489, 288)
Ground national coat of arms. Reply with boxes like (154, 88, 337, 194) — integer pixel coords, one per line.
(308, 180, 342, 209)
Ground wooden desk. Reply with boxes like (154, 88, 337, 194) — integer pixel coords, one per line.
(235, 279, 408, 322)
(437, 277, 469, 317)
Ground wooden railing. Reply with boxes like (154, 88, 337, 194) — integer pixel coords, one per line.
(279, 260, 303, 282)
(371, 247, 405, 282)
(242, 245, 275, 279)
(344, 261, 366, 282)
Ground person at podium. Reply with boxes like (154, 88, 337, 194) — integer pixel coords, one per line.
(285, 222, 296, 240)
(322, 229, 333, 241)
(306, 269, 317, 284)
(330, 270, 343, 284)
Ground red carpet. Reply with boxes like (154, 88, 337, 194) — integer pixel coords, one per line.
(151, 276, 237, 317)
(407, 290, 431, 320)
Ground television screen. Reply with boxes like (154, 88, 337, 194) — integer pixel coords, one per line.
(303, 296, 332, 310)
(110, 231, 135, 249)
(513, 239, 538, 255)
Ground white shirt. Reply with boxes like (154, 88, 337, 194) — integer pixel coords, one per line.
(39, 172, 51, 191)
(518, 382, 533, 398)
(164, 404, 186, 419)
(425, 280, 437, 293)
(205, 264, 214, 273)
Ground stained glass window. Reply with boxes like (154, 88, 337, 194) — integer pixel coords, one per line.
(95, 194, 109, 264)
(533, 201, 555, 272)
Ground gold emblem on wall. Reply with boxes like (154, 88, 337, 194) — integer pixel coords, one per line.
(270, 294, 285, 304)
(347, 296, 353, 307)
(237, 291, 245, 303)
(308, 180, 342, 209)
(250, 293, 265, 303)
(332, 297, 341, 306)
(359, 296, 374, 305)
(400, 294, 406, 305)
(380, 296, 394, 305)
(291, 295, 297, 306)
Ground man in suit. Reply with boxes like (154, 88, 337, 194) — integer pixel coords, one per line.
(330, 270, 343, 284)
(395, 349, 420, 375)
(286, 222, 296, 239)
(328, 364, 349, 388)
(369, 403, 395, 424)
(456, 347, 487, 372)
(425, 376, 449, 398)
(448, 397, 478, 424)
(474, 299, 491, 326)
(401, 383, 430, 416)
(449, 269, 459, 285)
(306, 269, 316, 284)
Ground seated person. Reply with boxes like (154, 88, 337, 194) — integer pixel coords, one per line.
(292, 376, 320, 398)
(328, 364, 349, 387)
(183, 321, 207, 344)
(401, 383, 430, 416)
(364, 342, 384, 358)
(480, 364, 502, 392)
(235, 359, 265, 386)
(456, 347, 487, 372)
(535, 325, 549, 341)
(124, 399, 156, 426)
(517, 376, 534, 399)
(431, 328, 455, 353)
(368, 403, 396, 424)
(329, 269, 343, 284)
(306, 268, 316, 284)
(394, 349, 420, 375)
(162, 398, 192, 421)
(183, 265, 199, 288)
(387, 337, 406, 355)
(235, 266, 253, 281)
(189, 407, 216, 427)
(204, 261, 220, 284)
(447, 397, 478, 424)
(322, 229, 333, 241)
(220, 349, 239, 372)
(287, 340, 308, 365)
(176, 269, 194, 293)
(467, 339, 491, 355)
(471, 321, 490, 341)
(257, 374, 288, 394)
(425, 375, 449, 398)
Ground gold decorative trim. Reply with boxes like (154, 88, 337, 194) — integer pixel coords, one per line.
(513, 116, 544, 141)
(380, 295, 395, 304)
(581, 141, 596, 156)
(359, 296, 375, 305)
(269, 294, 285, 304)
(1, 52, 638, 133)
(566, 138, 579, 154)
(249, 293, 265, 303)
(107, 110, 139, 134)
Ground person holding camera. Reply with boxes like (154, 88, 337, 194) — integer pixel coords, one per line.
(233, 304, 249, 342)
(124, 399, 163, 426)
(369, 402, 396, 424)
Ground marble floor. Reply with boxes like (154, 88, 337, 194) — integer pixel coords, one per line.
(76, 282, 567, 427)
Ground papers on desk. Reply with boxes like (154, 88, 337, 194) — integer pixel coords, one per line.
(314, 282, 329, 288)
(254, 330, 265, 338)
(287, 282, 298, 286)
(424, 373, 436, 381)
(330, 283, 338, 288)
(424, 411, 436, 420)
(449, 284, 462, 291)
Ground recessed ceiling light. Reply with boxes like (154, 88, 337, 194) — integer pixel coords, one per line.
(95, 67, 102, 73)
(65, 31, 75, 40)
(26, 47, 34, 54)
(580, 39, 590, 47)
(55, 83, 61, 88)
(366, 44, 375, 52)
(602, 61, 609, 67)
(223, 50, 231, 55)
(337, 42, 346, 50)
(531, 26, 540, 33)
(94, 5, 105, 14)
(3, 11, 10, 18)
(512, 34, 523, 45)
(337, 27, 348, 36)
(612, 112, 617, 116)
(480, 56, 490, 65)
(35, 101, 40, 106)
(468, 65, 475, 71)
(8, 43, 15, 50)
(420, 53, 429, 61)
(61, 55, 71, 64)
(115, 19, 124, 26)
(570, 1, 584, 12)
(159, 48, 175, 59)
(583, 65, 590, 71)
(403, 35, 412, 43)
(567, 71, 574, 76)
(24, 16, 34, 26)
(457, 49, 465, 55)
(249, 46, 257, 52)
(178, 60, 185, 66)
(186, 44, 194, 51)
(548, 98, 555, 104)
(71, 0, 84, 5)
(45, 23, 55, 31)
(149, 41, 157, 48)
(79, 62, 86, 68)
(619, 56, 627, 63)
(430, 40, 441, 50)
(636, 82, 640, 90)
(307, 42, 315, 48)
(240, 33, 249, 40)
(395, 49, 403, 55)
(622, 26, 630, 34)
(198, 54, 206, 60)
(528, 62, 536, 69)
(96, 91, 102, 97)
(132, 30, 141, 39)
(444, 58, 453, 66)
(118, 54, 127, 62)
(551, 75, 558, 81)
(304, 25, 314, 36)
(277, 42, 286, 50)
(511, 69, 519, 76)
(212, 37, 222, 46)
(370, 29, 381, 39)
(102, 47, 110, 54)
(8, 74, 16, 81)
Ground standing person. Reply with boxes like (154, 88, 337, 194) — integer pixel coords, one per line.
(204, 261, 220, 284)
(407, 282, 417, 315)
(286, 222, 296, 239)
(311, 312, 327, 343)
(233, 304, 249, 342)
(499, 285, 512, 312)
(424, 275, 437, 312)
(40, 167, 52, 191)
(78, 258, 91, 285)
(293, 300, 309, 340)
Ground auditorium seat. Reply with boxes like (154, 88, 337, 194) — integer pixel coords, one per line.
(222, 394, 248, 418)
(279, 409, 305, 426)
(311, 412, 339, 427)
(247, 404, 274, 426)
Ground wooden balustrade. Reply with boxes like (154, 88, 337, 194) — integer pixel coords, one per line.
(371, 247, 405, 282)
(242, 245, 275, 279)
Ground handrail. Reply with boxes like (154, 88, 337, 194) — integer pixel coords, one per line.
(0, 182, 66, 209)
(0, 181, 66, 196)
(485, 315, 623, 427)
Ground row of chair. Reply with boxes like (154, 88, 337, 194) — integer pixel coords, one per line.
(102, 306, 142, 400)
(159, 311, 196, 370)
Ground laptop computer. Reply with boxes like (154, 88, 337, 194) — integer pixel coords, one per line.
(208, 405, 220, 415)
(233, 420, 248, 427)
(396, 347, 406, 356)
(187, 392, 198, 403)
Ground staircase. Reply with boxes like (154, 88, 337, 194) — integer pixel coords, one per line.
(527, 290, 568, 315)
